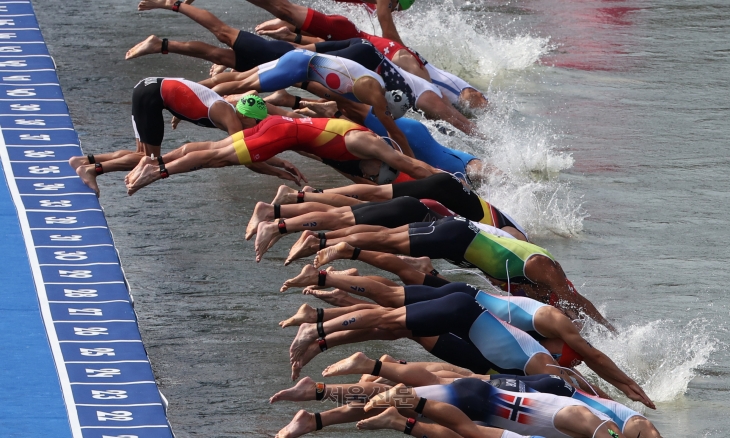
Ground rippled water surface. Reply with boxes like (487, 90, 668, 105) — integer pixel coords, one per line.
(34, 0, 730, 436)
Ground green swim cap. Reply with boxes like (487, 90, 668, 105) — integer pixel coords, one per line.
(398, 0, 415, 10)
(236, 95, 268, 120)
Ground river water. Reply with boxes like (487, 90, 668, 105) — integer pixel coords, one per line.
(34, 0, 729, 436)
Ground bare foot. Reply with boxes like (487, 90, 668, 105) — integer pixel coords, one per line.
(313, 242, 355, 268)
(257, 26, 296, 41)
(126, 35, 162, 60)
(285, 232, 320, 266)
(138, 0, 178, 11)
(68, 155, 88, 171)
(275, 410, 317, 438)
(76, 165, 100, 197)
(265, 89, 296, 108)
(137, 0, 173, 11)
(281, 264, 319, 292)
(254, 221, 284, 262)
(298, 101, 339, 118)
(289, 323, 318, 364)
(271, 184, 298, 205)
(364, 383, 411, 412)
(125, 155, 156, 186)
(322, 352, 374, 377)
(291, 340, 324, 381)
(255, 18, 293, 34)
(126, 163, 160, 196)
(209, 63, 229, 77)
(326, 267, 359, 276)
(397, 255, 436, 275)
(303, 288, 353, 307)
(357, 406, 403, 431)
(246, 202, 274, 240)
(269, 376, 316, 403)
(279, 303, 317, 328)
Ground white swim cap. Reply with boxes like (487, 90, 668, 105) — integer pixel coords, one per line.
(377, 162, 399, 184)
(385, 90, 409, 119)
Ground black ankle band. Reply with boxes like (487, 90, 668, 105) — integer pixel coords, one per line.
(311, 188, 323, 193)
(158, 160, 168, 178)
(317, 337, 328, 352)
(274, 204, 281, 219)
(293, 32, 302, 44)
(319, 238, 326, 250)
(316, 321, 326, 338)
(371, 359, 382, 376)
(314, 412, 323, 430)
(94, 162, 103, 175)
(87, 154, 95, 164)
(404, 418, 416, 435)
(161, 38, 169, 54)
(414, 397, 427, 414)
(316, 308, 324, 323)
(297, 191, 305, 203)
(171, 0, 182, 12)
(315, 382, 326, 401)
(350, 248, 361, 260)
(317, 270, 327, 287)
(300, 81, 309, 91)
(292, 96, 302, 110)
(278, 220, 287, 234)
(317, 232, 326, 239)
(430, 269, 439, 277)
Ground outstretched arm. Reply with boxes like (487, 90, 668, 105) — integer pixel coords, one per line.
(376, 0, 404, 44)
(547, 314, 655, 409)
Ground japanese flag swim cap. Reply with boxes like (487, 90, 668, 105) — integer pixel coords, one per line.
(385, 90, 409, 119)
(236, 95, 268, 120)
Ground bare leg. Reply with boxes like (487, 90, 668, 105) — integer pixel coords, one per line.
(357, 406, 468, 438)
(274, 190, 366, 207)
(126, 36, 236, 68)
(279, 302, 377, 328)
(138, 0, 240, 46)
(248, 200, 338, 241)
(287, 229, 412, 265)
(289, 306, 406, 363)
(323, 352, 448, 386)
(242, 0, 310, 29)
(303, 287, 367, 307)
(270, 377, 390, 404)
(254, 208, 356, 260)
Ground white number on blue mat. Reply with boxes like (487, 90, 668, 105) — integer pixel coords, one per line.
(86, 368, 121, 378)
(92, 390, 128, 400)
(64, 288, 98, 297)
(73, 327, 108, 336)
(96, 411, 133, 422)
(81, 348, 115, 357)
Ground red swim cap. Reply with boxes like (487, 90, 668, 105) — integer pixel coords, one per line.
(558, 343, 584, 368)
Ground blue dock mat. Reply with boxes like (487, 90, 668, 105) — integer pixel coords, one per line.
(0, 1, 174, 437)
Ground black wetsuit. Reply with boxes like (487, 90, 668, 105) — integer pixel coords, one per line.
(350, 196, 442, 228)
(231, 31, 295, 72)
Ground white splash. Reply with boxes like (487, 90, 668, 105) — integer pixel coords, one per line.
(577, 319, 716, 410)
(309, 0, 583, 237)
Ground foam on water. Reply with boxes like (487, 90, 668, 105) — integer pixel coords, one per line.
(311, 0, 582, 237)
(578, 318, 717, 410)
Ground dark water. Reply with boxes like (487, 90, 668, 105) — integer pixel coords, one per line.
(34, 0, 730, 436)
